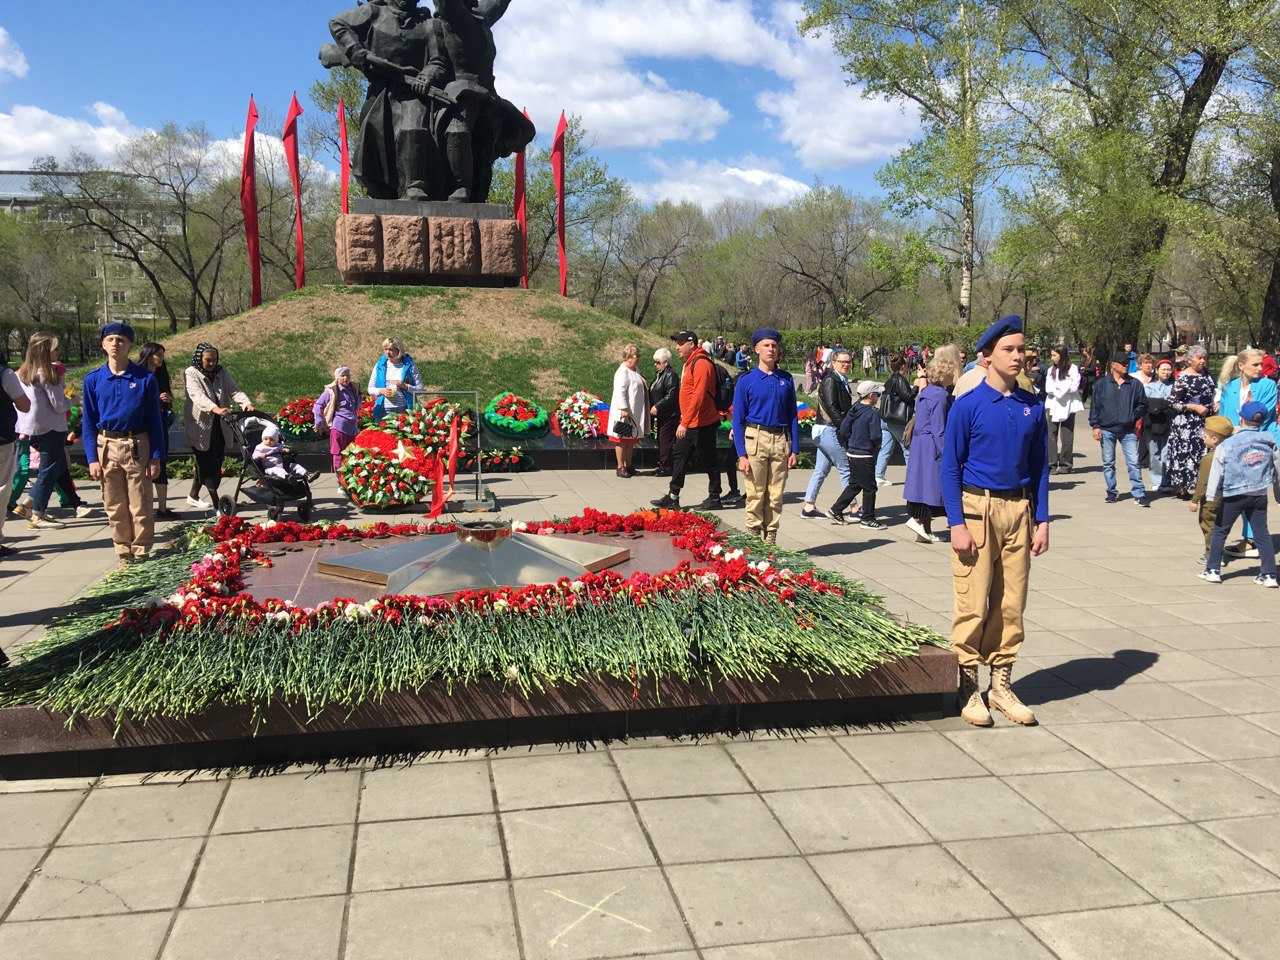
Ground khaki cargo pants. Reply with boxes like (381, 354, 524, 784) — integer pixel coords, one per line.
(951, 489, 1032, 667)
(100, 435, 155, 559)
(743, 425, 790, 539)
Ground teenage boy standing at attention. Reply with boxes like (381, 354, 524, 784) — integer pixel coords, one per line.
(82, 323, 165, 567)
(941, 315, 1050, 727)
(732, 329, 799, 545)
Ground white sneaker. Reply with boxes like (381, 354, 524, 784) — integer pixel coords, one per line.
(905, 517, 932, 543)
(1257, 575, 1279, 589)
(74, 505, 95, 519)
(876, 477, 891, 487)
(1198, 569, 1222, 584)
(28, 515, 65, 530)
(1225, 541, 1260, 559)
(186, 496, 212, 509)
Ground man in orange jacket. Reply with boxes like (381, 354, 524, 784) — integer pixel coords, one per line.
(652, 331, 724, 510)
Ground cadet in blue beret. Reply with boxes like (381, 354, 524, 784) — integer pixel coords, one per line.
(732, 329, 799, 544)
(82, 323, 165, 566)
(940, 314, 1050, 727)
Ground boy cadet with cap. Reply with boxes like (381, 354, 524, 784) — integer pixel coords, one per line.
(82, 323, 165, 566)
(1201, 400, 1280, 587)
(941, 315, 1050, 727)
(732, 329, 799, 543)
(652, 331, 722, 511)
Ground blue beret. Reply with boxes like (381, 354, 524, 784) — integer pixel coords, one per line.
(752, 328, 783, 346)
(100, 322, 136, 342)
(976, 315, 1023, 354)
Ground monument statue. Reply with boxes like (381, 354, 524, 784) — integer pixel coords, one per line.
(321, 0, 536, 204)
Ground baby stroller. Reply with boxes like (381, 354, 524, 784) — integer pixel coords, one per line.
(217, 411, 315, 522)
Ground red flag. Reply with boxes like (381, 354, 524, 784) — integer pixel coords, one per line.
(240, 97, 262, 308)
(338, 98, 350, 216)
(552, 112, 568, 297)
(283, 93, 306, 290)
(514, 109, 529, 290)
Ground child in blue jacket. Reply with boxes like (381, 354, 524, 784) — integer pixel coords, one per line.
(831, 381, 885, 529)
(1201, 401, 1280, 587)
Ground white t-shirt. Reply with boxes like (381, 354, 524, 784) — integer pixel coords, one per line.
(1, 368, 23, 402)
(368, 360, 408, 412)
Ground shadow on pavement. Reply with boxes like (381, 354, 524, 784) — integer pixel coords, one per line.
(1013, 649, 1160, 703)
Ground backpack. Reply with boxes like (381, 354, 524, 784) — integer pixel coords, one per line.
(698, 356, 737, 412)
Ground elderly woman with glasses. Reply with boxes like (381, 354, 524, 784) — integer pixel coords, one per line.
(800, 348, 855, 519)
(649, 347, 680, 476)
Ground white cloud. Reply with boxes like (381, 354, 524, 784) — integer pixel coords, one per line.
(0, 28, 29, 80)
(494, 0, 916, 170)
(634, 156, 809, 207)
(0, 102, 138, 167)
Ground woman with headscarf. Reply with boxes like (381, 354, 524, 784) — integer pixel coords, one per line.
(183, 343, 254, 510)
(313, 366, 362, 473)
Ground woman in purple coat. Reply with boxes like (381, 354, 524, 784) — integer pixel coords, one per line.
(903, 356, 957, 543)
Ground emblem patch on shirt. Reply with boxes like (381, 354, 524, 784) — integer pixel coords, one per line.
(1023, 407, 1030, 416)
(130, 382, 137, 389)
(1243, 451, 1266, 468)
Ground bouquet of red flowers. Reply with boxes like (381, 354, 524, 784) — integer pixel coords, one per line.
(277, 397, 321, 440)
(483, 393, 550, 440)
(338, 429, 433, 510)
(357, 399, 377, 431)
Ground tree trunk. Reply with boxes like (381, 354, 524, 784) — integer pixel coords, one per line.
(958, 185, 975, 326)
(1260, 148, 1280, 351)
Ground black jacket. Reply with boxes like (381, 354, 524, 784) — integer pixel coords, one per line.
(816, 375, 852, 427)
(879, 373, 917, 425)
(838, 402, 883, 456)
(650, 365, 680, 422)
(1088, 374, 1148, 432)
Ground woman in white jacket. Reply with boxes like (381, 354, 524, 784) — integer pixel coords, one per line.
(607, 344, 651, 478)
(15, 334, 74, 530)
(1044, 346, 1084, 474)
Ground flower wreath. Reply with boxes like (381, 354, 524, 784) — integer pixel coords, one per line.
(555, 391, 606, 440)
(482, 393, 550, 440)
(276, 397, 320, 440)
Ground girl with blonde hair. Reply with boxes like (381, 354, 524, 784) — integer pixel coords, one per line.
(15, 334, 73, 530)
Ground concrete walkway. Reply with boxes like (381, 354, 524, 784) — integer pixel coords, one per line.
(2, 442, 1279, 960)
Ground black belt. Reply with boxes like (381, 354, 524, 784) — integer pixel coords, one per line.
(745, 423, 787, 431)
(101, 430, 148, 440)
(962, 484, 1028, 500)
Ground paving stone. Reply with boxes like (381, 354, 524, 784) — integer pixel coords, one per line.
(186, 825, 353, 907)
(1092, 682, 1227, 720)
(1052, 720, 1208, 767)
(163, 895, 345, 960)
(667, 857, 851, 948)
(763, 785, 929, 853)
(60, 782, 224, 846)
(1174, 678, 1280, 715)
(1227, 756, 1280, 794)
(1172, 892, 1280, 960)
(1201, 813, 1280, 876)
(942, 727, 1099, 775)
(637, 793, 796, 864)
(1024, 903, 1232, 960)
(1245, 711, 1280, 735)
(502, 802, 655, 877)
(1208, 647, 1280, 676)
(1151, 715, 1280, 760)
(1010, 687, 1130, 724)
(810, 844, 1007, 931)
(701, 935, 876, 959)
(948, 832, 1151, 915)
(0, 777, 98, 794)
(213, 769, 359, 833)
(513, 866, 694, 960)
(1118, 762, 1280, 821)
(354, 814, 504, 892)
(611, 744, 752, 798)
(0, 846, 43, 914)
(359, 759, 494, 821)
(0, 912, 171, 960)
(835, 730, 987, 782)
(868, 918, 1057, 960)
(723, 738, 871, 791)
(1079, 823, 1280, 901)
(9, 837, 201, 920)
(0, 790, 84, 850)
(885, 777, 1058, 841)
(491, 753, 626, 810)
(1003, 769, 1183, 831)
(347, 882, 521, 960)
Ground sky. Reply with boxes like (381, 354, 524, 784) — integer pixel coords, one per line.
(0, 0, 919, 208)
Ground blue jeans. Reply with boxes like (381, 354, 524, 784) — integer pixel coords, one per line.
(27, 430, 69, 515)
(1100, 428, 1145, 498)
(876, 420, 909, 481)
(1208, 494, 1275, 576)
(1146, 434, 1169, 490)
(804, 427, 851, 504)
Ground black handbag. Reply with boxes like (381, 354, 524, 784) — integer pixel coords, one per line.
(613, 417, 635, 438)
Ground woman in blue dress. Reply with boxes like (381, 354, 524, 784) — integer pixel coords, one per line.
(902, 355, 956, 543)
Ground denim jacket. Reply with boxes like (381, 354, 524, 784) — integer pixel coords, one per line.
(1206, 427, 1280, 500)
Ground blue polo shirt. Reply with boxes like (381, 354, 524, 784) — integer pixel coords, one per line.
(941, 380, 1050, 526)
(731, 366, 800, 457)
(82, 361, 165, 465)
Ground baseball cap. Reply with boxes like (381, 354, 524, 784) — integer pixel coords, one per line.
(671, 331, 697, 344)
(856, 380, 885, 398)
(1110, 350, 1130, 366)
(1239, 400, 1268, 425)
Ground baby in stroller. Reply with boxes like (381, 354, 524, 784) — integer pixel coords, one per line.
(253, 425, 320, 485)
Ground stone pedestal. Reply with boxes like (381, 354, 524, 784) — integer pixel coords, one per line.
(336, 201, 523, 287)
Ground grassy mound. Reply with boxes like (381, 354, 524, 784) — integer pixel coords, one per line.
(137, 287, 668, 411)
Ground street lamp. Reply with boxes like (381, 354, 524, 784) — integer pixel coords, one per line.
(1022, 285, 1031, 342)
(818, 300, 826, 344)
